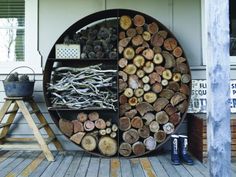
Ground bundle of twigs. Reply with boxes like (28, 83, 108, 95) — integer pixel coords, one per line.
(47, 64, 117, 110)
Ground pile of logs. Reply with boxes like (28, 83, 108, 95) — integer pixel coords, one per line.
(118, 14, 191, 156)
(55, 13, 191, 157)
(75, 22, 118, 59)
(59, 111, 118, 156)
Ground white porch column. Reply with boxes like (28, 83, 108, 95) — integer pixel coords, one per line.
(205, 0, 231, 176)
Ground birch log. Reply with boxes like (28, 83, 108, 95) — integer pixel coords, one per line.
(206, 0, 231, 176)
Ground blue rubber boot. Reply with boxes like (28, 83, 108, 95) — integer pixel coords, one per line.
(171, 135, 180, 165)
(179, 135, 194, 165)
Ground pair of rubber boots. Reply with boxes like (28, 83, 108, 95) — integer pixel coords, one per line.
(171, 135, 193, 165)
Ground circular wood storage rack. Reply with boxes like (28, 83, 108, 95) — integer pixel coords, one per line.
(43, 9, 191, 157)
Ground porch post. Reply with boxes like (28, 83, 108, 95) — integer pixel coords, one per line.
(205, 0, 231, 176)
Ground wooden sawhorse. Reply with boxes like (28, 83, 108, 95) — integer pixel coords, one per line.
(0, 97, 63, 161)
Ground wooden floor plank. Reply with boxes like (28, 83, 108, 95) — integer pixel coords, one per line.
(193, 158, 209, 177)
(86, 156, 100, 177)
(120, 158, 133, 177)
(182, 163, 205, 177)
(74, 153, 91, 177)
(98, 158, 110, 177)
(110, 158, 121, 177)
(0, 151, 32, 177)
(158, 154, 181, 177)
(64, 151, 84, 177)
(5, 151, 40, 177)
(52, 152, 75, 177)
(130, 159, 145, 177)
(139, 157, 156, 177)
(0, 151, 23, 171)
(0, 151, 15, 164)
(164, 154, 192, 177)
(17, 153, 46, 177)
(40, 152, 64, 177)
(28, 152, 58, 177)
(148, 156, 169, 177)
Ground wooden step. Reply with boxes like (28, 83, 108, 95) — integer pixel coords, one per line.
(46, 136, 56, 145)
(28, 109, 40, 114)
(5, 110, 18, 114)
(0, 122, 11, 128)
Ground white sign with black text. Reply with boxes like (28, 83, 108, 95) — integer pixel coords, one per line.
(188, 80, 236, 113)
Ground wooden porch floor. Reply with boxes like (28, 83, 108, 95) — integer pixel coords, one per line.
(0, 151, 235, 177)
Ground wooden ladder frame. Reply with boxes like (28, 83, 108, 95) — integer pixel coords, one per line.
(0, 97, 63, 161)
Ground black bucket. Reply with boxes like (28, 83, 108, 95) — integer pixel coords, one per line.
(3, 66, 35, 97)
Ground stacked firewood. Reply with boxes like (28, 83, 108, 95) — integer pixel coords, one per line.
(77, 24, 118, 59)
(118, 14, 191, 156)
(59, 111, 118, 156)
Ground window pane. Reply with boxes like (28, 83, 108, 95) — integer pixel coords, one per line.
(0, 0, 25, 62)
(230, 0, 236, 56)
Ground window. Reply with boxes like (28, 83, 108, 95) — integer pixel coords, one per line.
(230, 0, 236, 56)
(0, 0, 25, 62)
(0, 0, 41, 74)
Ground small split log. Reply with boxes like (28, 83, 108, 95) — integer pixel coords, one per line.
(167, 81, 180, 92)
(134, 88, 144, 97)
(147, 22, 159, 34)
(59, 119, 73, 137)
(119, 94, 128, 105)
(149, 121, 160, 133)
(164, 38, 177, 51)
(106, 127, 112, 134)
(128, 75, 139, 89)
(149, 72, 161, 84)
(162, 69, 172, 80)
(181, 74, 191, 84)
(81, 135, 97, 151)
(99, 129, 106, 136)
(159, 89, 175, 100)
(132, 35, 144, 46)
(169, 113, 181, 125)
(119, 71, 128, 82)
(112, 124, 118, 132)
(119, 117, 131, 131)
(144, 136, 157, 151)
(164, 104, 177, 116)
(152, 83, 163, 93)
(123, 128, 139, 144)
(88, 112, 99, 121)
(95, 119, 106, 129)
(142, 76, 150, 83)
(98, 136, 117, 156)
(142, 48, 154, 60)
(110, 132, 117, 138)
(132, 141, 145, 156)
(118, 58, 128, 68)
(176, 100, 188, 113)
(142, 31, 151, 41)
(70, 132, 86, 145)
(173, 46, 183, 57)
(153, 98, 169, 112)
(138, 125, 150, 139)
(176, 63, 189, 74)
(124, 88, 134, 98)
(172, 73, 182, 82)
(163, 122, 175, 134)
(131, 116, 143, 129)
(124, 64, 137, 75)
(136, 46, 145, 54)
(154, 130, 167, 143)
(176, 57, 187, 64)
(119, 142, 132, 157)
(162, 51, 176, 69)
(153, 53, 163, 64)
(125, 109, 138, 118)
(136, 69, 145, 78)
(144, 92, 157, 103)
(143, 113, 155, 125)
(120, 103, 131, 116)
(119, 79, 128, 93)
(136, 26, 144, 34)
(133, 14, 145, 27)
(106, 121, 112, 127)
(179, 84, 190, 95)
(170, 92, 187, 106)
(120, 15, 132, 30)
(119, 31, 126, 39)
(151, 33, 164, 47)
(153, 46, 162, 54)
(155, 111, 169, 124)
(128, 97, 138, 106)
(136, 102, 154, 116)
(72, 120, 84, 133)
(77, 112, 88, 123)
(126, 28, 137, 37)
(119, 37, 132, 47)
(161, 79, 169, 86)
(158, 30, 168, 39)
(123, 47, 135, 60)
(84, 120, 95, 132)
(133, 55, 145, 68)
(155, 66, 165, 75)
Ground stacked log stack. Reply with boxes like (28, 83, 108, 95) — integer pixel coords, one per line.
(118, 14, 191, 156)
(54, 12, 191, 157)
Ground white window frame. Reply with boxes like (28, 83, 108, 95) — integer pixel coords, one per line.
(0, 0, 42, 74)
(201, 0, 236, 65)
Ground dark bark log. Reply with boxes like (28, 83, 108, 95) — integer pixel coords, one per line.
(138, 125, 150, 138)
(122, 128, 139, 144)
(59, 119, 73, 137)
(119, 117, 131, 131)
(132, 141, 145, 156)
(119, 142, 132, 156)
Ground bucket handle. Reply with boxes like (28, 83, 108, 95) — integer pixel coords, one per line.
(5, 66, 35, 81)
